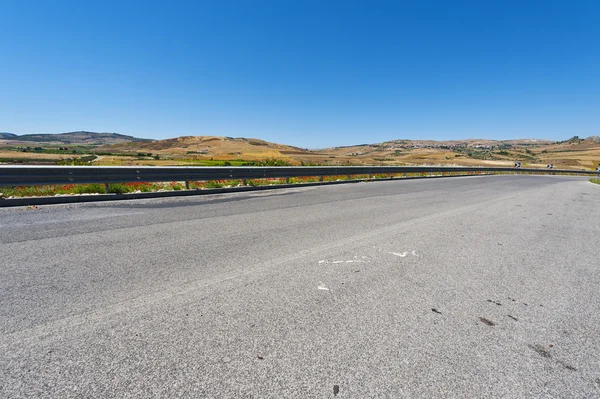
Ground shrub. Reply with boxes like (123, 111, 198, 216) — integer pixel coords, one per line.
(204, 181, 225, 188)
(253, 158, 292, 166)
(107, 183, 128, 194)
(73, 184, 106, 194)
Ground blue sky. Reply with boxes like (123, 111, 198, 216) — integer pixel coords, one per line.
(1, 0, 599, 148)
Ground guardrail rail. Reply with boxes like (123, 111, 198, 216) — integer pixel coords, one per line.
(1, 165, 598, 187)
(1, 165, 598, 206)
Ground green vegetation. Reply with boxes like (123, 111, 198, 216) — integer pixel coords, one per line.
(178, 158, 293, 166)
(300, 161, 330, 166)
(75, 184, 107, 194)
(92, 151, 139, 156)
(0, 157, 61, 164)
(180, 159, 253, 166)
(56, 155, 98, 165)
(590, 178, 600, 185)
(0, 173, 384, 198)
(8, 144, 97, 154)
(247, 178, 287, 186)
(196, 180, 242, 188)
(465, 150, 493, 160)
(250, 158, 293, 166)
(107, 184, 128, 194)
(0, 183, 106, 197)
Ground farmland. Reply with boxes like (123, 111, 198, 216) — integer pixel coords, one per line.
(1, 133, 599, 171)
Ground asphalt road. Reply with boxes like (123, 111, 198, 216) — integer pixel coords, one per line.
(1, 175, 599, 398)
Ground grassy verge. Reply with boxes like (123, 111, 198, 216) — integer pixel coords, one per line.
(590, 178, 600, 185)
(189, 180, 244, 189)
(0, 172, 462, 198)
(0, 182, 167, 197)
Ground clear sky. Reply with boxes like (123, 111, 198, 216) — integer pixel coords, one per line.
(1, 0, 599, 148)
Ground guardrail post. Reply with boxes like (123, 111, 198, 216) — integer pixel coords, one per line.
(286, 177, 290, 184)
(185, 181, 190, 189)
(243, 179, 247, 186)
(347, 174, 352, 181)
(319, 176, 324, 182)
(104, 183, 110, 194)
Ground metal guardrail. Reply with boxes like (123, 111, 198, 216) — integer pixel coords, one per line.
(1, 165, 598, 188)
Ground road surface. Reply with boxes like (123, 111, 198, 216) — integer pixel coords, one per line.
(1, 175, 599, 398)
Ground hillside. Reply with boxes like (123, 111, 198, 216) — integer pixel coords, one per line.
(2, 132, 599, 170)
(1, 131, 149, 144)
(96, 135, 600, 170)
(100, 135, 312, 161)
(307, 137, 599, 169)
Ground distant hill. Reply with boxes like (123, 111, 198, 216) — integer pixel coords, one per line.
(99, 134, 600, 171)
(100, 135, 311, 160)
(586, 135, 600, 144)
(2, 131, 598, 170)
(1, 131, 150, 144)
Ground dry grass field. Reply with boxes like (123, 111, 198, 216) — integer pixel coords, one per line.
(103, 136, 303, 158)
(0, 151, 70, 160)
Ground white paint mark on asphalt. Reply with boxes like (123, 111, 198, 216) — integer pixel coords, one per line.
(323, 259, 370, 264)
(388, 251, 419, 258)
(318, 282, 329, 291)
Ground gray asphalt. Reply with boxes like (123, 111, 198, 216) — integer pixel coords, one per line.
(1, 175, 599, 398)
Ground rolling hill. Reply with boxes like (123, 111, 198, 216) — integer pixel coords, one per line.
(98, 135, 600, 170)
(2, 131, 599, 170)
(100, 135, 313, 161)
(0, 131, 150, 144)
